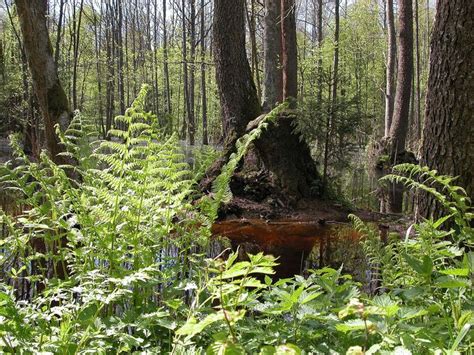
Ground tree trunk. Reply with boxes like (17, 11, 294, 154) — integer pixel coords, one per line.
(54, 0, 65, 65)
(263, 0, 283, 110)
(200, 0, 208, 145)
(72, 0, 84, 110)
(116, 0, 126, 115)
(247, 0, 262, 102)
(384, 0, 396, 138)
(162, 0, 172, 129)
(213, 0, 320, 201)
(323, 0, 340, 187)
(413, 0, 422, 143)
(383, 0, 414, 213)
(188, 0, 196, 145)
(15, 0, 73, 284)
(213, 0, 261, 145)
(181, 0, 190, 141)
(316, 0, 323, 108)
(105, 3, 115, 133)
(15, 0, 71, 165)
(281, 0, 298, 101)
(420, 0, 474, 219)
(389, 0, 413, 154)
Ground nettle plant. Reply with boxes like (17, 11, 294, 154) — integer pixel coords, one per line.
(0, 86, 472, 354)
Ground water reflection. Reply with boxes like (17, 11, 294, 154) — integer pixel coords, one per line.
(211, 219, 367, 281)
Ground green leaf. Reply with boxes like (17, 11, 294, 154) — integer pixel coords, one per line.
(300, 291, 323, 305)
(439, 268, 469, 277)
(434, 276, 470, 288)
(402, 253, 433, 275)
(450, 324, 471, 353)
(274, 344, 302, 354)
(207, 340, 246, 355)
(336, 319, 372, 333)
(259, 346, 276, 355)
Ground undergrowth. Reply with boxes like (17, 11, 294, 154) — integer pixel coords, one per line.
(0, 87, 472, 354)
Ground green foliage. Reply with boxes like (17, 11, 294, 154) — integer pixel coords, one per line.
(1, 94, 472, 354)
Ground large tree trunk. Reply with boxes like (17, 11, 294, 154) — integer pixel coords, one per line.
(212, 0, 319, 202)
(420, 0, 474, 219)
(15, 0, 71, 166)
(213, 0, 261, 145)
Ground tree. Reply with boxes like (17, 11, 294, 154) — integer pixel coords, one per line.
(389, 0, 413, 155)
(200, 0, 209, 145)
(213, 0, 319, 200)
(322, 0, 340, 187)
(420, 0, 474, 218)
(384, 0, 396, 138)
(372, 0, 414, 214)
(263, 0, 282, 110)
(281, 0, 298, 101)
(213, 0, 261, 145)
(15, 0, 71, 166)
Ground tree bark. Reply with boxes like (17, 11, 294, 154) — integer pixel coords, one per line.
(281, 0, 298, 101)
(213, 0, 261, 145)
(263, 0, 283, 110)
(213, 0, 320, 201)
(382, 0, 414, 214)
(188, 0, 196, 145)
(162, 0, 172, 130)
(71, 0, 84, 110)
(384, 0, 396, 138)
(420, 0, 474, 219)
(200, 0, 208, 145)
(15, 0, 71, 165)
(115, 0, 126, 115)
(389, 0, 413, 154)
(323, 0, 340, 187)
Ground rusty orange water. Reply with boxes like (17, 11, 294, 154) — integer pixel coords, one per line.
(211, 219, 362, 279)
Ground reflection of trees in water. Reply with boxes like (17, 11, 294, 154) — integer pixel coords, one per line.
(212, 220, 369, 283)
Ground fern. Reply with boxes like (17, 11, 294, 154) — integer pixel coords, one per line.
(382, 163, 473, 242)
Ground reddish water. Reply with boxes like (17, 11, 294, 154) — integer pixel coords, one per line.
(211, 219, 363, 279)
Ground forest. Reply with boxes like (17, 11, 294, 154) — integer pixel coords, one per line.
(0, 0, 472, 353)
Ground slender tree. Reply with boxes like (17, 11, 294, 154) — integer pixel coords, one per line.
(389, 0, 413, 155)
(323, 0, 340, 187)
(162, 0, 172, 120)
(200, 0, 208, 145)
(384, 0, 396, 137)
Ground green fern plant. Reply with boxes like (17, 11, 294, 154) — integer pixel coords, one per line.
(382, 164, 473, 236)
